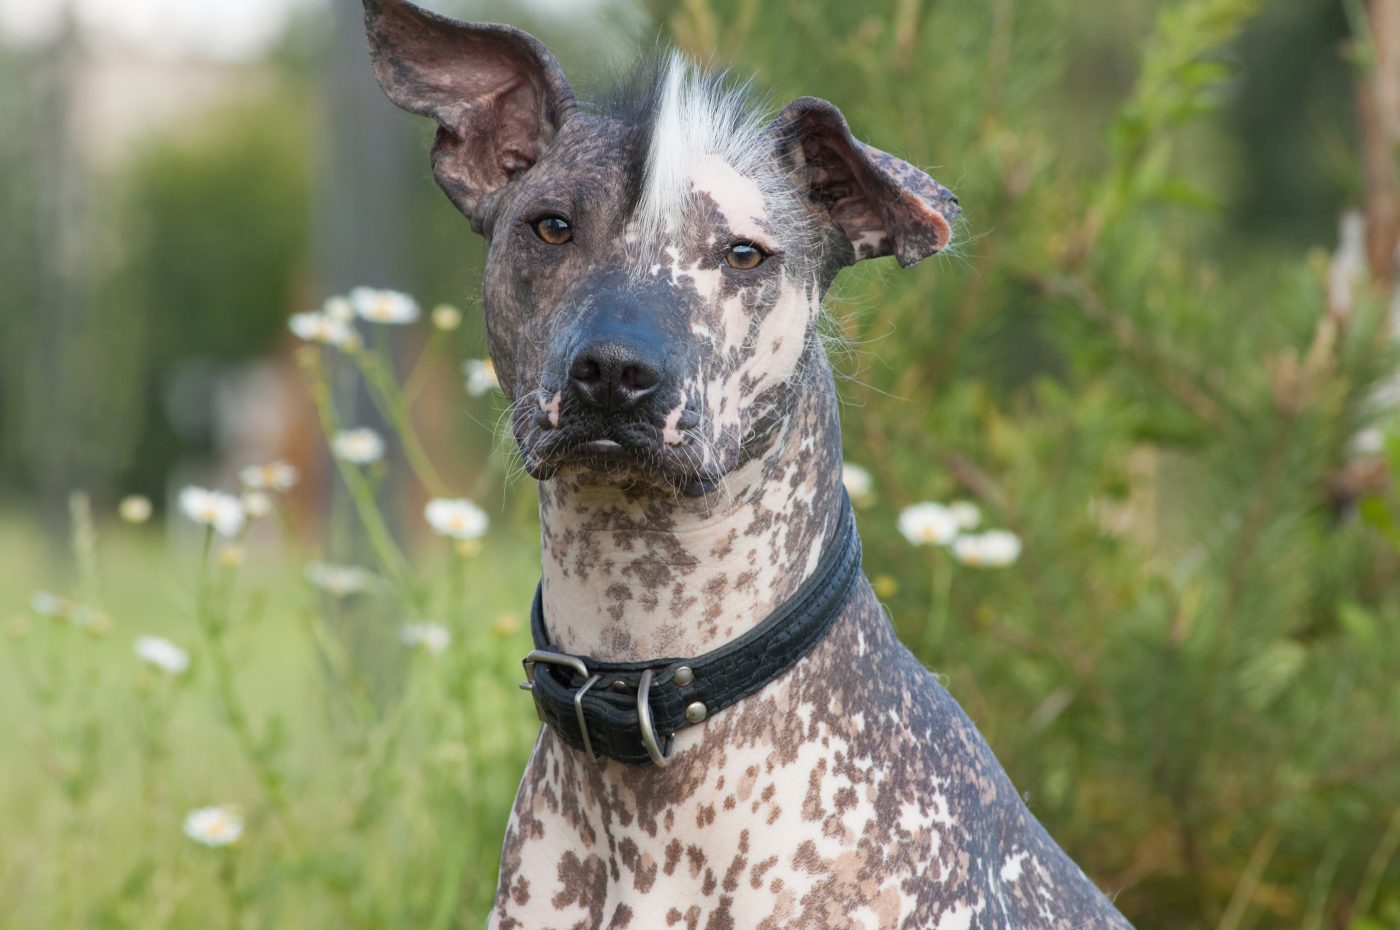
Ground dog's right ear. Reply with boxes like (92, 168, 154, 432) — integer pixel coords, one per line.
(363, 0, 576, 231)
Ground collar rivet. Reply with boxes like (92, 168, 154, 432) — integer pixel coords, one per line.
(673, 666, 695, 687)
(685, 701, 708, 724)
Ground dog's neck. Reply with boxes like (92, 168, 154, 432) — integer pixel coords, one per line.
(536, 362, 846, 662)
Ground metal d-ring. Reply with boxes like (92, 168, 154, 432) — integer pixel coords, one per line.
(636, 669, 674, 767)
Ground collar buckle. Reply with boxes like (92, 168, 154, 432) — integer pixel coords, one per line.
(521, 649, 603, 762)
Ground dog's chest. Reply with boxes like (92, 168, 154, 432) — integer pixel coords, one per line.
(490, 584, 1125, 930)
(492, 669, 932, 929)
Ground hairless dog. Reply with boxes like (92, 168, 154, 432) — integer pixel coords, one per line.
(364, 2, 1134, 926)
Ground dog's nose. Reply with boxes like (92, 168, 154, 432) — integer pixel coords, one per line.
(567, 338, 663, 412)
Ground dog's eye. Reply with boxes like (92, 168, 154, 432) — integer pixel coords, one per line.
(533, 215, 573, 245)
(724, 242, 768, 270)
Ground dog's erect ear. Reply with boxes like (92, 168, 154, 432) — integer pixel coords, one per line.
(774, 97, 960, 268)
(363, 0, 576, 230)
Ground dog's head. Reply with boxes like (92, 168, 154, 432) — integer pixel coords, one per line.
(364, 0, 959, 495)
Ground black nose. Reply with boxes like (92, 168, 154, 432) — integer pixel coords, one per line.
(567, 338, 664, 412)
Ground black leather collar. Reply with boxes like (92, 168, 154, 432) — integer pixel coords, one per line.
(521, 495, 862, 766)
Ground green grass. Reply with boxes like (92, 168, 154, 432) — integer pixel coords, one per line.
(0, 508, 543, 929)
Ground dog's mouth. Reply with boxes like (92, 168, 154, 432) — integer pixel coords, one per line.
(513, 392, 733, 496)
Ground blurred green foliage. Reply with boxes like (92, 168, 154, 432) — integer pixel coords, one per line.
(3, 0, 1400, 927)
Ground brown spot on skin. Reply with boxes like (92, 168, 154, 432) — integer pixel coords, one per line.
(686, 845, 706, 879)
(703, 896, 736, 930)
(618, 838, 659, 893)
(722, 852, 746, 894)
(551, 851, 607, 928)
(737, 766, 758, 801)
(663, 839, 682, 876)
(802, 758, 828, 821)
(750, 855, 778, 890)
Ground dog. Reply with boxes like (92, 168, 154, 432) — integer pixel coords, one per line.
(363, 2, 1134, 927)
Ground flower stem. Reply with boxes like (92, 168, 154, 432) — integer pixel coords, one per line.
(304, 355, 422, 611)
(922, 549, 953, 658)
(402, 328, 447, 405)
(219, 852, 242, 930)
(194, 527, 303, 854)
(353, 347, 450, 497)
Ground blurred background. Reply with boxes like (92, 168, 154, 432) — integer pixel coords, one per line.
(3, 0, 1400, 928)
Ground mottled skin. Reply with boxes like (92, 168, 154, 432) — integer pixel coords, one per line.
(364, 2, 1134, 927)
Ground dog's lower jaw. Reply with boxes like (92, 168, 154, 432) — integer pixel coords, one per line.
(533, 372, 846, 664)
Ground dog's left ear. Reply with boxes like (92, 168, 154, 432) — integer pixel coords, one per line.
(363, 0, 576, 230)
(774, 97, 960, 268)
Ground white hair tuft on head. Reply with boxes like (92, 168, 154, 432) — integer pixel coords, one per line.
(634, 52, 782, 249)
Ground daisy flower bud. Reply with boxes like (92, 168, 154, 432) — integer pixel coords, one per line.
(431, 304, 462, 330)
(119, 495, 153, 524)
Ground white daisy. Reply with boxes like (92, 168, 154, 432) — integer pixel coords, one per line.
(135, 635, 190, 675)
(949, 500, 982, 531)
(462, 358, 500, 397)
(952, 530, 1023, 568)
(332, 428, 385, 465)
(68, 604, 109, 632)
(431, 304, 462, 331)
(841, 463, 875, 507)
(304, 561, 375, 598)
(897, 502, 959, 546)
(241, 491, 273, 519)
(322, 295, 355, 323)
(31, 591, 68, 617)
(400, 622, 451, 655)
(178, 487, 246, 538)
(183, 806, 244, 847)
(118, 495, 153, 524)
(288, 311, 353, 347)
(350, 286, 419, 325)
(424, 498, 488, 540)
(239, 461, 298, 493)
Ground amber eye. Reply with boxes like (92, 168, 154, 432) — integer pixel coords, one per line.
(724, 241, 768, 270)
(533, 215, 573, 245)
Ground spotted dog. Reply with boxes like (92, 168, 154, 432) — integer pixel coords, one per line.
(364, 2, 1135, 927)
